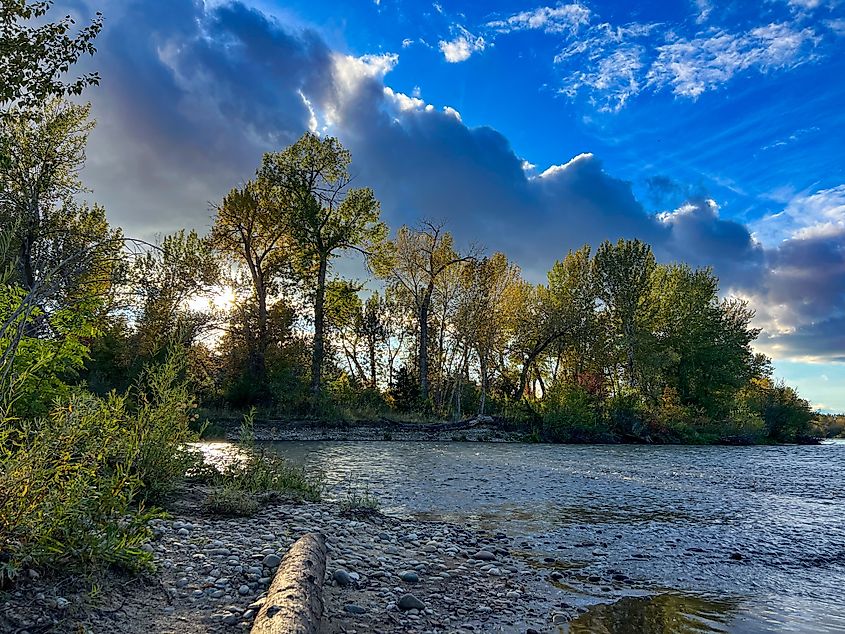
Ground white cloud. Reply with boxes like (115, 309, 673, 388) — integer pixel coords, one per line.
(752, 185, 845, 245)
(486, 4, 591, 34)
(439, 26, 486, 62)
(646, 23, 818, 98)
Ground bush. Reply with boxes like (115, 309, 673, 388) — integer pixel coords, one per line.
(542, 382, 602, 442)
(0, 348, 199, 583)
(0, 393, 154, 583)
(215, 450, 323, 502)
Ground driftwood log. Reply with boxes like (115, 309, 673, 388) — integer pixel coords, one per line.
(251, 532, 327, 634)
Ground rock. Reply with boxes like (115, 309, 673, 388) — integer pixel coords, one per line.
(238, 584, 251, 596)
(472, 550, 496, 561)
(549, 572, 563, 581)
(333, 569, 353, 586)
(176, 577, 189, 588)
(344, 604, 367, 614)
(177, 528, 190, 537)
(399, 570, 419, 583)
(398, 593, 426, 611)
(612, 573, 628, 581)
(221, 613, 240, 626)
(262, 554, 281, 568)
(55, 597, 69, 610)
(527, 629, 541, 634)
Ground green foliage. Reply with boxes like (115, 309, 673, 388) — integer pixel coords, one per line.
(738, 378, 815, 442)
(1, 1, 103, 113)
(339, 483, 380, 516)
(204, 486, 259, 517)
(126, 349, 201, 502)
(542, 382, 603, 442)
(215, 450, 323, 502)
(0, 345, 201, 583)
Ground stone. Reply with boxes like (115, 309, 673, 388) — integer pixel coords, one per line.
(221, 613, 240, 625)
(55, 597, 69, 610)
(344, 604, 367, 614)
(238, 585, 251, 596)
(398, 593, 426, 611)
(472, 550, 496, 561)
(399, 570, 419, 583)
(262, 554, 281, 568)
(333, 569, 353, 586)
(177, 528, 190, 537)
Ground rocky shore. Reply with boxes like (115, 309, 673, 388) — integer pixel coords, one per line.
(219, 419, 527, 443)
(0, 485, 575, 633)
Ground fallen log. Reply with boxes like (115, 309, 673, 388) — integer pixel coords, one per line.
(251, 532, 327, 634)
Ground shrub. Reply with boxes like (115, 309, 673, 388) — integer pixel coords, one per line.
(216, 450, 323, 502)
(339, 483, 380, 517)
(542, 382, 602, 442)
(0, 393, 155, 583)
(0, 348, 200, 583)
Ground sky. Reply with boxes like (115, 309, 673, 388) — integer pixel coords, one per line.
(59, 0, 845, 411)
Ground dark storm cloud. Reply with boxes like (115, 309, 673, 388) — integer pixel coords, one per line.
(71, 0, 332, 236)
(65, 1, 845, 361)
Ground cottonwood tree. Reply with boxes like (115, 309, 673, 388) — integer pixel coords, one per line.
(210, 181, 290, 382)
(379, 221, 477, 402)
(593, 238, 656, 390)
(0, 99, 123, 334)
(455, 252, 523, 415)
(259, 133, 386, 398)
(132, 230, 219, 357)
(1, 1, 103, 114)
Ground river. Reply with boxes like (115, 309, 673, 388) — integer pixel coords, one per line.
(258, 440, 845, 633)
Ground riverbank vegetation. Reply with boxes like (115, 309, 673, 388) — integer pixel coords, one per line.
(0, 0, 821, 586)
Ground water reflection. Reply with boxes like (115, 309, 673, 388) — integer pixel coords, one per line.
(566, 594, 737, 634)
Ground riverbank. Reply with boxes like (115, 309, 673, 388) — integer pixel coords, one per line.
(210, 418, 822, 445)
(0, 484, 571, 633)
(214, 417, 528, 443)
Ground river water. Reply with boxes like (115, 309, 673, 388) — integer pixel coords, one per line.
(260, 440, 845, 633)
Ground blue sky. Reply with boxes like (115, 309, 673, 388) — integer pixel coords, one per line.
(65, 0, 845, 410)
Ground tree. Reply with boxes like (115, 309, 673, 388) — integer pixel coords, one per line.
(132, 230, 219, 357)
(593, 239, 656, 390)
(380, 221, 476, 402)
(259, 133, 386, 398)
(456, 253, 523, 415)
(1, 1, 103, 114)
(210, 180, 290, 383)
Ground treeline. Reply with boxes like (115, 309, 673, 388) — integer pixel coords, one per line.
(1, 7, 816, 446)
(1, 107, 815, 444)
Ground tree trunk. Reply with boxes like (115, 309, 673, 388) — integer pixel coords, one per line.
(418, 287, 433, 401)
(478, 351, 488, 416)
(311, 256, 327, 397)
(254, 276, 268, 382)
(368, 332, 377, 388)
(251, 532, 327, 634)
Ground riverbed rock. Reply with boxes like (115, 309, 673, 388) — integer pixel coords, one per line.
(398, 593, 426, 611)
(262, 554, 281, 568)
(398, 570, 419, 583)
(333, 569, 353, 586)
(472, 550, 496, 561)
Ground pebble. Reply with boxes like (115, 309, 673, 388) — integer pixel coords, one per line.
(262, 554, 281, 568)
(344, 604, 367, 614)
(472, 550, 496, 561)
(398, 570, 419, 583)
(333, 569, 353, 586)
